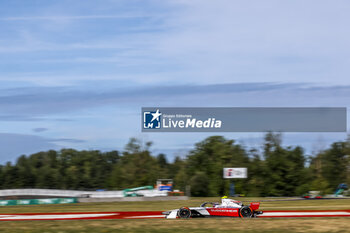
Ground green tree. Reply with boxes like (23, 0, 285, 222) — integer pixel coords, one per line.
(190, 171, 209, 196)
(263, 132, 309, 196)
(186, 136, 250, 196)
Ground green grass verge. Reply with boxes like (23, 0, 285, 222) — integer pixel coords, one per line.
(0, 218, 350, 233)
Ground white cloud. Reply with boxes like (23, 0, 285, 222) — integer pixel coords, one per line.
(0, 14, 159, 21)
(1, 0, 349, 85)
(153, 0, 350, 84)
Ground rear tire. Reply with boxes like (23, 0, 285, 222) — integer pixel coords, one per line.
(240, 206, 253, 218)
(178, 207, 191, 218)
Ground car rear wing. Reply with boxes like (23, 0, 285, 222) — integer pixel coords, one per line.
(249, 202, 260, 210)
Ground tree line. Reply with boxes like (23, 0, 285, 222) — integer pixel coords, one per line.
(0, 133, 349, 196)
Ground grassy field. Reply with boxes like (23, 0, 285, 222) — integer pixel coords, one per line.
(0, 197, 350, 233)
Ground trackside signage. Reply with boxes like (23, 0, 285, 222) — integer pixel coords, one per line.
(223, 168, 248, 179)
(141, 107, 346, 132)
(0, 198, 77, 206)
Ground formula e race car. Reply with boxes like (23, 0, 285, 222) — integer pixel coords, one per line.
(163, 197, 263, 219)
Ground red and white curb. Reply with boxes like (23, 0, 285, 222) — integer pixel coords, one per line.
(0, 210, 349, 221)
(0, 213, 118, 220)
(0, 211, 163, 221)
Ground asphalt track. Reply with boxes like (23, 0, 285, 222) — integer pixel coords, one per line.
(0, 210, 350, 221)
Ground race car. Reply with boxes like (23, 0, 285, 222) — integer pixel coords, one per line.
(163, 196, 263, 219)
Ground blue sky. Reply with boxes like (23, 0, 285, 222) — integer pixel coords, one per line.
(0, 0, 349, 163)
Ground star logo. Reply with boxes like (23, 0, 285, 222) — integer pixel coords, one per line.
(150, 109, 162, 122)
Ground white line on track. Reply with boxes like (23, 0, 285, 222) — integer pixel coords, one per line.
(263, 212, 350, 217)
(124, 215, 165, 219)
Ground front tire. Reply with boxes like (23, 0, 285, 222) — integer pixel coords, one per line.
(240, 206, 253, 218)
(178, 207, 191, 218)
